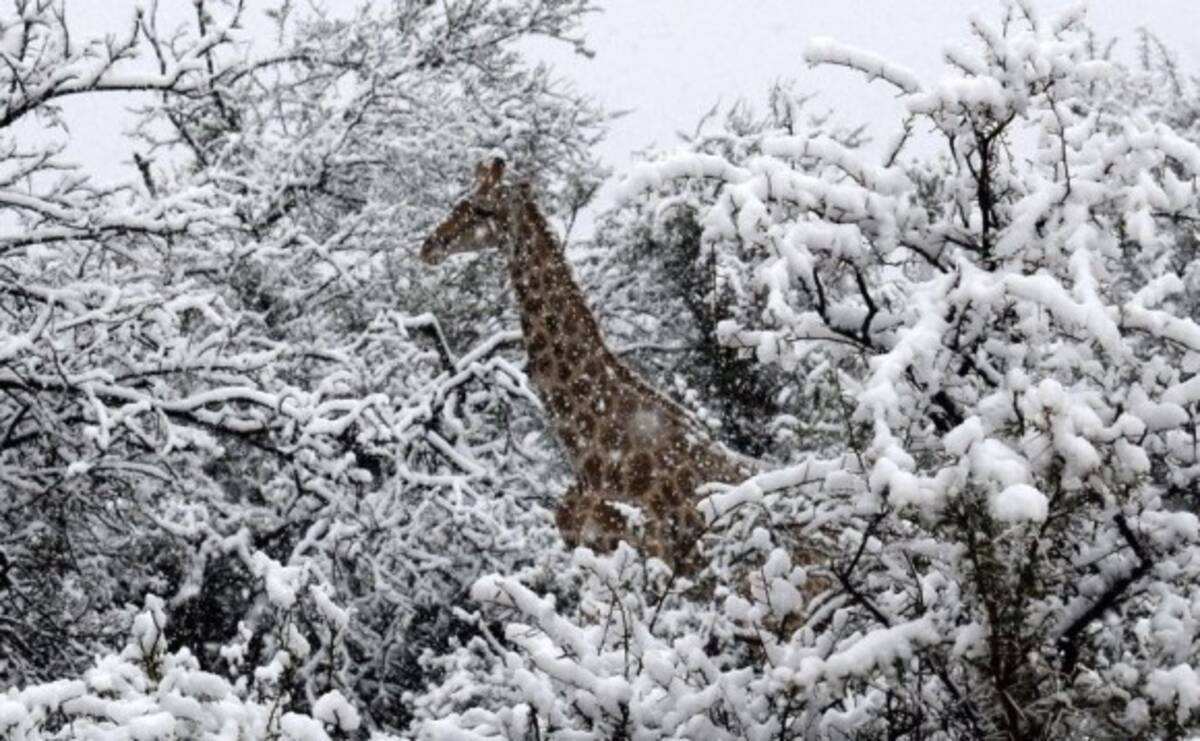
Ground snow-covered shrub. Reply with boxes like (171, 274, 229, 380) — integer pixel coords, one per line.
(0, 0, 254, 687)
(1, 573, 381, 741)
(579, 83, 866, 460)
(415, 5, 1200, 738)
(0, 1, 603, 735)
(134, 1, 606, 727)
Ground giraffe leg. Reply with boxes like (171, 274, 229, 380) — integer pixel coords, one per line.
(557, 483, 710, 577)
(555, 485, 627, 554)
(644, 500, 708, 576)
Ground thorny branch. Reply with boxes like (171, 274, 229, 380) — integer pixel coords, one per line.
(1056, 513, 1152, 677)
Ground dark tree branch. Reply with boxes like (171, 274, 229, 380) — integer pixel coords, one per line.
(1056, 513, 1152, 676)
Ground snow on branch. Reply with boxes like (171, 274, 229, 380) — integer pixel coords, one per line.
(0, 1, 247, 129)
(543, 10, 1200, 739)
(804, 37, 922, 95)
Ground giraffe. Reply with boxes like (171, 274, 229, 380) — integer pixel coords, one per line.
(420, 157, 750, 575)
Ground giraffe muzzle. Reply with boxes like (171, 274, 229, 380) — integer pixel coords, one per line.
(419, 237, 447, 265)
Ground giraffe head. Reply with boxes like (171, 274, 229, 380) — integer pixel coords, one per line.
(420, 157, 518, 264)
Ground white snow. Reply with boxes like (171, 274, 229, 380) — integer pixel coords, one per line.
(280, 712, 333, 741)
(1146, 664, 1200, 723)
(990, 484, 1049, 523)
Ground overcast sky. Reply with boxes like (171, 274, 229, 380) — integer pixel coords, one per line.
(534, 1, 1199, 211)
(63, 1, 1200, 223)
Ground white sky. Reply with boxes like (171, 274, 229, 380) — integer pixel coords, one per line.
(533, 0, 1200, 219)
(57, 1, 1200, 223)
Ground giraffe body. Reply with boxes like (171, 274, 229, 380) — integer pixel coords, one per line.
(422, 159, 749, 574)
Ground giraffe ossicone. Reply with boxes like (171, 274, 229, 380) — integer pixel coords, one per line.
(421, 157, 751, 575)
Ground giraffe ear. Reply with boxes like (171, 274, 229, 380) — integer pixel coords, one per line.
(473, 157, 506, 193)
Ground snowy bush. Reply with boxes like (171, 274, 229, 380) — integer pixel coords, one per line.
(579, 83, 867, 460)
(415, 4, 1200, 738)
(0, 0, 255, 687)
(0, 578, 384, 741)
(0, 0, 602, 734)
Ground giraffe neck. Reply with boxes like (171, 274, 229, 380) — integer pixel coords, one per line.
(505, 196, 613, 463)
(502, 192, 744, 485)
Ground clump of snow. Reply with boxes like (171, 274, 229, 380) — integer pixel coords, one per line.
(309, 584, 350, 631)
(804, 37, 922, 94)
(3, 587, 370, 741)
(250, 551, 302, 609)
(313, 690, 361, 732)
(127, 595, 169, 663)
(990, 484, 1049, 523)
(943, 416, 984, 456)
(281, 712, 333, 741)
(1145, 664, 1200, 723)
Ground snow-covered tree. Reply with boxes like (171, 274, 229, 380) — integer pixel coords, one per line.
(1, 1, 603, 734)
(122, 0, 606, 726)
(0, 0, 255, 686)
(1, 576, 379, 740)
(580, 83, 867, 460)
(12, 1, 1200, 738)
(414, 5, 1200, 738)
